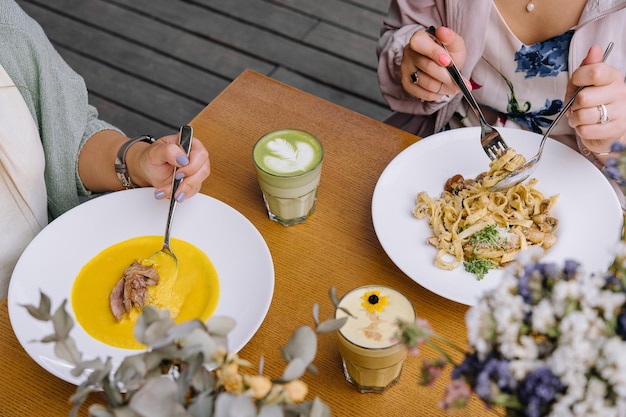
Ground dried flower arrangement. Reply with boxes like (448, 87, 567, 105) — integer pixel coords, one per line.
(23, 289, 349, 417)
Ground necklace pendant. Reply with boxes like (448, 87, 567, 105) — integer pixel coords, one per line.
(526, 1, 535, 12)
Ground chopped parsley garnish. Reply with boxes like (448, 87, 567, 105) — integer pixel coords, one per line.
(470, 224, 506, 249)
(464, 258, 496, 280)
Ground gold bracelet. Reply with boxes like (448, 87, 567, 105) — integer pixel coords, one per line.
(114, 135, 155, 189)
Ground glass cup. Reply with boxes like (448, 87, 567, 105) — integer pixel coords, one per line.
(252, 129, 324, 226)
(335, 285, 416, 394)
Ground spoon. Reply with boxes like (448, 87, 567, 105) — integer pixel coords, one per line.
(148, 125, 193, 284)
(491, 42, 614, 191)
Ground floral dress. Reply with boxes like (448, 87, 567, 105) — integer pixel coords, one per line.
(451, 4, 576, 149)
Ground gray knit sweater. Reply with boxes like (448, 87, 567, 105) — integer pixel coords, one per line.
(0, 0, 121, 219)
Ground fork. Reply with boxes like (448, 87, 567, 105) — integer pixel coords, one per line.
(491, 42, 614, 191)
(426, 26, 508, 160)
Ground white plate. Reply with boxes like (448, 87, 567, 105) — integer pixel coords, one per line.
(372, 127, 623, 306)
(8, 188, 274, 385)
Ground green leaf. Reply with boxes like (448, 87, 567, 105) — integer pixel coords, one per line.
(206, 316, 236, 337)
(177, 351, 204, 399)
(181, 328, 219, 361)
(328, 288, 340, 307)
(214, 393, 256, 417)
(282, 326, 317, 366)
(109, 406, 143, 417)
(40, 334, 58, 343)
(190, 366, 216, 393)
(149, 320, 204, 350)
(187, 391, 215, 417)
(128, 377, 186, 417)
(102, 376, 124, 408)
(86, 404, 116, 417)
(308, 397, 332, 417)
(72, 358, 106, 378)
(54, 336, 82, 365)
(115, 354, 148, 387)
(52, 299, 74, 340)
(84, 358, 113, 387)
(69, 381, 93, 413)
(134, 307, 175, 346)
(279, 357, 307, 381)
(306, 363, 319, 376)
(258, 404, 283, 417)
(312, 303, 320, 326)
(316, 317, 347, 334)
(21, 291, 51, 321)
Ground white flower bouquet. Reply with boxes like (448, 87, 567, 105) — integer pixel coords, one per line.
(398, 247, 626, 417)
(396, 143, 626, 417)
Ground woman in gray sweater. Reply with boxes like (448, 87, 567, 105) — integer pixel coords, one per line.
(0, 0, 210, 299)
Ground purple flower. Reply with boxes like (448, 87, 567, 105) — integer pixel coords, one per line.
(475, 358, 515, 401)
(563, 260, 581, 280)
(616, 311, 626, 340)
(517, 368, 565, 417)
(451, 352, 482, 381)
(452, 353, 515, 404)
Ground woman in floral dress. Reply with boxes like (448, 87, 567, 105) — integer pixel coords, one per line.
(377, 0, 626, 171)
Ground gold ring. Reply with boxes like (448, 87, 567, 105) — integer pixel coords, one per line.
(436, 81, 444, 94)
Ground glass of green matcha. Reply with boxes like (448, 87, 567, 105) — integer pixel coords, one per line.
(252, 129, 324, 226)
(335, 285, 416, 393)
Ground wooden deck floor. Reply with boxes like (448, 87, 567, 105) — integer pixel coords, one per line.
(16, 0, 393, 138)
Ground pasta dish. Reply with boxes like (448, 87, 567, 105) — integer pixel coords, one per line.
(413, 149, 559, 279)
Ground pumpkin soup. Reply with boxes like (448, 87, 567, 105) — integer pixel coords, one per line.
(72, 236, 219, 349)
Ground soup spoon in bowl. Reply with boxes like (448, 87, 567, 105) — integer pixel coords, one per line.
(148, 125, 194, 283)
(491, 42, 614, 192)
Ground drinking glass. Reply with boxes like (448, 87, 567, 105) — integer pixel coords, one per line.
(335, 285, 416, 393)
(252, 129, 324, 226)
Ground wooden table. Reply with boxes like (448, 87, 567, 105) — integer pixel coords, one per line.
(0, 70, 498, 416)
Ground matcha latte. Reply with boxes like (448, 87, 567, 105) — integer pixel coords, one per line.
(253, 129, 324, 226)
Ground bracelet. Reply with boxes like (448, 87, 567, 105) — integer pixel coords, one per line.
(115, 135, 155, 189)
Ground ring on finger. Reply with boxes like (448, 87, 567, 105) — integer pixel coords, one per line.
(410, 70, 420, 85)
(598, 104, 609, 125)
(436, 81, 444, 95)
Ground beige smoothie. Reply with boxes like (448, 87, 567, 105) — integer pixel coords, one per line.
(335, 286, 416, 393)
(252, 129, 323, 226)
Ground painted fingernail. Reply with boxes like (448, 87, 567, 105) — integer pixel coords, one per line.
(176, 192, 186, 203)
(154, 190, 166, 199)
(438, 54, 451, 66)
(176, 154, 189, 166)
(175, 171, 185, 180)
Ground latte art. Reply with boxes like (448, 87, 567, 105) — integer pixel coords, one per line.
(263, 137, 316, 174)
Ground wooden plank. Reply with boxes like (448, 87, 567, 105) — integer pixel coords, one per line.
(192, 0, 379, 68)
(88, 95, 173, 138)
(21, 0, 276, 80)
(305, 22, 379, 69)
(346, 0, 391, 14)
(109, 0, 387, 104)
(58, 46, 206, 129)
(19, 0, 393, 123)
(191, 0, 319, 40)
(269, 0, 385, 38)
(20, 2, 230, 104)
(271, 68, 392, 121)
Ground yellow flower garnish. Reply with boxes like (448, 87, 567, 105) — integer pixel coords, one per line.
(360, 290, 389, 313)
